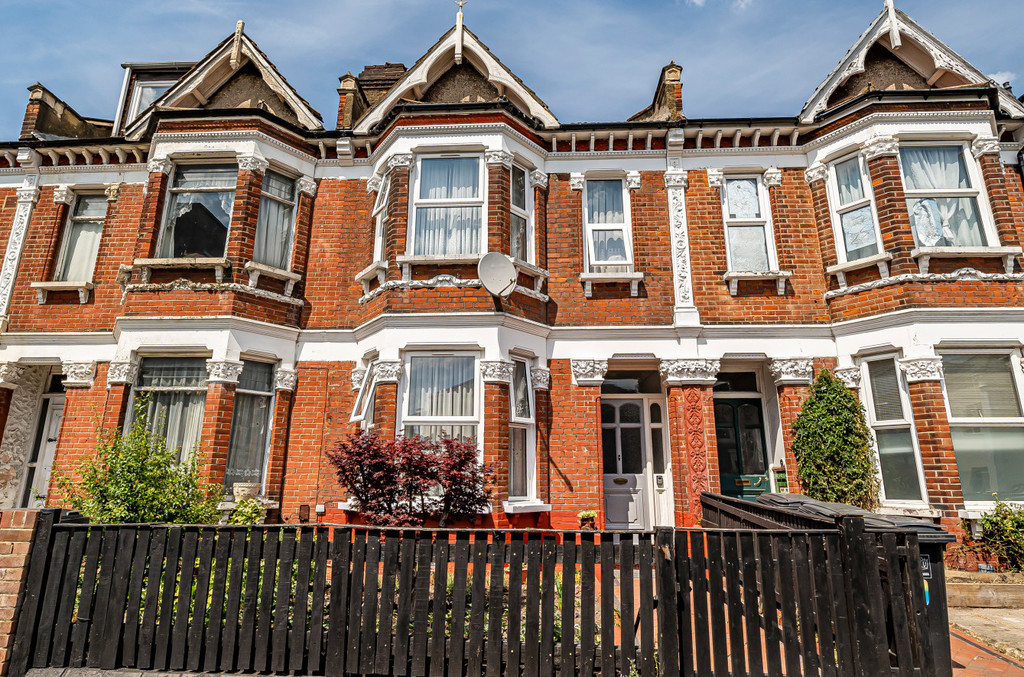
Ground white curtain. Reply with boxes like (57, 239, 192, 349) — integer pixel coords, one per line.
(835, 158, 865, 205)
(408, 356, 474, 417)
(510, 214, 528, 260)
(591, 229, 628, 263)
(900, 147, 983, 247)
(414, 207, 481, 255)
(55, 221, 102, 281)
(254, 172, 295, 269)
(419, 158, 478, 199)
(587, 180, 624, 224)
(137, 358, 208, 459)
(225, 361, 274, 487)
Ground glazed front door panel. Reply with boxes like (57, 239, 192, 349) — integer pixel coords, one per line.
(714, 398, 769, 500)
(602, 399, 648, 530)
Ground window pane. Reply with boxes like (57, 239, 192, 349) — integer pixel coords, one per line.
(907, 197, 984, 247)
(73, 195, 107, 218)
(54, 220, 102, 281)
(952, 426, 1024, 502)
(738, 403, 766, 474)
(835, 158, 865, 205)
(511, 165, 527, 210)
(900, 146, 971, 190)
(512, 361, 530, 419)
(173, 166, 238, 190)
(650, 403, 662, 423)
(262, 170, 295, 202)
(133, 83, 169, 116)
(414, 207, 481, 255)
(238, 361, 274, 393)
(725, 179, 761, 219)
(867, 360, 905, 421)
(714, 372, 757, 393)
(224, 391, 271, 489)
(138, 358, 207, 388)
(840, 206, 879, 261)
(509, 426, 528, 498)
(161, 191, 233, 257)
(944, 354, 1022, 418)
(405, 424, 476, 442)
(408, 356, 475, 417)
(601, 371, 662, 394)
(728, 226, 770, 271)
(590, 228, 628, 263)
(373, 174, 391, 212)
(511, 214, 528, 260)
(621, 428, 643, 474)
(602, 428, 617, 473)
(651, 429, 665, 474)
(254, 194, 294, 269)
(876, 429, 923, 501)
(419, 158, 479, 199)
(586, 180, 624, 224)
(620, 403, 641, 423)
(143, 389, 207, 458)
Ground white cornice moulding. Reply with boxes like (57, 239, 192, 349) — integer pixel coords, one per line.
(825, 267, 1024, 299)
(151, 130, 318, 166)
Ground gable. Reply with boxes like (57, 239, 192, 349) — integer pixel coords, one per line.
(205, 62, 301, 126)
(827, 43, 931, 108)
(422, 63, 500, 104)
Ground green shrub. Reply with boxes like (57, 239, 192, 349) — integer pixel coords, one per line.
(228, 497, 266, 525)
(968, 498, 1024, 571)
(55, 397, 219, 524)
(791, 369, 879, 510)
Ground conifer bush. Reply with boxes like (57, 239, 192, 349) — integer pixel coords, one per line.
(791, 369, 880, 510)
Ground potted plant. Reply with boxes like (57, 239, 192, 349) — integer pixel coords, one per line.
(578, 510, 597, 530)
(232, 482, 262, 502)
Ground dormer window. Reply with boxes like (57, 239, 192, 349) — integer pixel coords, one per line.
(584, 178, 633, 272)
(899, 145, 985, 248)
(158, 164, 238, 259)
(254, 170, 297, 270)
(127, 80, 174, 122)
(411, 156, 483, 257)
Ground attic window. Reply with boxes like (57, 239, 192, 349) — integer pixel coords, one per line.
(128, 80, 174, 122)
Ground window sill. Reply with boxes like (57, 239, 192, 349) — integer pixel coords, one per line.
(579, 271, 644, 298)
(244, 261, 301, 296)
(133, 257, 231, 283)
(825, 252, 892, 289)
(722, 270, 792, 296)
(502, 500, 552, 514)
(30, 281, 93, 304)
(355, 260, 388, 294)
(396, 254, 481, 281)
(911, 246, 1021, 274)
(876, 505, 942, 519)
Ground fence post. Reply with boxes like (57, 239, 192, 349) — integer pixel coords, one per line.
(7, 509, 58, 677)
(655, 529, 679, 677)
(837, 517, 888, 677)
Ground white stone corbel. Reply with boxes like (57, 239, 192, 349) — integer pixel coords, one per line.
(147, 158, 173, 175)
(16, 185, 40, 205)
(971, 136, 1001, 159)
(898, 357, 944, 383)
(763, 168, 783, 188)
(107, 358, 141, 386)
(659, 359, 721, 386)
(861, 135, 900, 161)
(706, 168, 724, 188)
(387, 153, 413, 171)
(62, 361, 96, 388)
(0, 363, 25, 389)
(367, 175, 382, 194)
(769, 358, 814, 386)
(237, 153, 269, 174)
(485, 150, 514, 167)
(834, 367, 862, 389)
(105, 183, 121, 202)
(570, 359, 608, 386)
(335, 138, 354, 165)
(530, 170, 548, 190)
(52, 185, 74, 205)
(804, 163, 828, 185)
(626, 171, 642, 190)
(529, 367, 551, 390)
(351, 368, 366, 392)
(372, 360, 403, 384)
(569, 173, 585, 191)
(297, 176, 317, 197)
(480, 360, 514, 384)
(664, 170, 689, 189)
(206, 360, 244, 383)
(274, 368, 298, 391)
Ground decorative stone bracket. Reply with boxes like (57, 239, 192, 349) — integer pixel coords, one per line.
(30, 281, 93, 304)
(206, 360, 244, 384)
(571, 359, 608, 386)
(769, 358, 814, 386)
(834, 367, 862, 389)
(530, 367, 551, 390)
(62, 361, 96, 388)
(372, 361, 403, 384)
(480, 360, 514, 384)
(274, 368, 298, 391)
(659, 359, 721, 386)
(0, 363, 26, 389)
(898, 357, 944, 382)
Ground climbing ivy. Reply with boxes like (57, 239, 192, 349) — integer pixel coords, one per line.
(792, 369, 880, 510)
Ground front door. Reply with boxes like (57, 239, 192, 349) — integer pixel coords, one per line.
(602, 399, 648, 530)
(22, 398, 64, 508)
(714, 398, 769, 500)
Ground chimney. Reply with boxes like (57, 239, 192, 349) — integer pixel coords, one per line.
(336, 72, 366, 129)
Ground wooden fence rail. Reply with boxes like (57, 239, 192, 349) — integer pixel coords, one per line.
(10, 512, 945, 677)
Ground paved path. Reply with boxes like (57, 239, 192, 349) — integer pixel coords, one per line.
(952, 630, 1024, 676)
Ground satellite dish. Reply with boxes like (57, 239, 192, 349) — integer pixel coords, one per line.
(478, 252, 517, 299)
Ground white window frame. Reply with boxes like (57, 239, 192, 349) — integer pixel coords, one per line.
(253, 167, 300, 271)
(508, 358, 536, 501)
(896, 141, 997, 248)
(225, 359, 277, 493)
(940, 348, 1024, 508)
(399, 351, 482, 440)
(371, 174, 391, 264)
(719, 173, 779, 272)
(127, 79, 175, 122)
(407, 154, 487, 258)
(127, 355, 210, 461)
(859, 355, 928, 506)
(510, 164, 533, 264)
(351, 360, 378, 432)
(54, 192, 106, 282)
(583, 176, 634, 272)
(827, 154, 884, 264)
(156, 160, 238, 259)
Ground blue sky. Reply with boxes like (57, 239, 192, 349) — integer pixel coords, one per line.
(1, 0, 1022, 137)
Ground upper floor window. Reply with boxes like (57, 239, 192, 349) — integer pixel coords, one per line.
(54, 194, 105, 282)
(509, 359, 535, 500)
(510, 165, 531, 262)
(254, 170, 297, 270)
(830, 156, 880, 262)
(159, 164, 237, 258)
(371, 174, 391, 263)
(862, 357, 924, 502)
(584, 178, 633, 272)
(412, 157, 483, 256)
(127, 80, 174, 122)
(899, 145, 986, 248)
(132, 357, 207, 459)
(721, 176, 776, 272)
(404, 354, 477, 441)
(941, 351, 1024, 503)
(225, 361, 275, 491)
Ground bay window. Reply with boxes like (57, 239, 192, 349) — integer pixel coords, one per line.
(942, 351, 1024, 502)
(584, 178, 633, 272)
(899, 145, 986, 248)
(721, 176, 775, 272)
(510, 164, 530, 261)
(253, 170, 297, 270)
(411, 157, 483, 256)
(862, 357, 925, 502)
(158, 164, 237, 258)
(132, 357, 208, 458)
(509, 359, 535, 500)
(224, 361, 275, 491)
(404, 354, 477, 441)
(829, 156, 881, 262)
(54, 194, 105, 281)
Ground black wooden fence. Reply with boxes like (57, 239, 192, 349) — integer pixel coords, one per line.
(11, 511, 945, 677)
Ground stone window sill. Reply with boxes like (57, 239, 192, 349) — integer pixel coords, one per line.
(244, 261, 301, 296)
(876, 505, 942, 519)
(501, 500, 552, 514)
(30, 280, 93, 304)
(825, 252, 892, 288)
(911, 246, 1021, 274)
(512, 258, 549, 294)
(355, 260, 388, 294)
(133, 257, 231, 283)
(396, 254, 480, 281)
(723, 270, 792, 296)
(579, 271, 644, 298)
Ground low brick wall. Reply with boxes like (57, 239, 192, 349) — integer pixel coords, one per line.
(0, 510, 39, 677)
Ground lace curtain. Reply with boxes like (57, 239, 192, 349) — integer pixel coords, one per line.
(135, 358, 207, 460)
(900, 147, 984, 247)
(406, 356, 475, 441)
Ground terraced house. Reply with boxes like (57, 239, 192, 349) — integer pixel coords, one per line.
(0, 4, 1022, 535)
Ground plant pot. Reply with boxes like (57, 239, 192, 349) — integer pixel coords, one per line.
(232, 482, 262, 502)
(579, 516, 596, 530)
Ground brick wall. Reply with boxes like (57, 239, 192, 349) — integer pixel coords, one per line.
(907, 380, 965, 512)
(0, 509, 38, 677)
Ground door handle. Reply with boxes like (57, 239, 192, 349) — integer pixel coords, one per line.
(47, 437, 58, 443)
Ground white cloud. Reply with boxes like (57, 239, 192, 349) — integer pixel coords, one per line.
(686, 0, 707, 6)
(734, 0, 755, 8)
(988, 71, 1017, 85)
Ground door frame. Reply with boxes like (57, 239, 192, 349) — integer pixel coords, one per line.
(712, 365, 781, 495)
(21, 389, 65, 508)
(600, 393, 673, 529)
